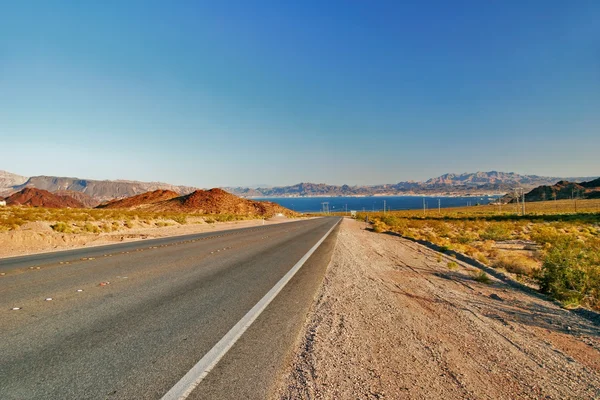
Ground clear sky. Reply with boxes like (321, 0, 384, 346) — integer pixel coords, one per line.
(1, 1, 599, 187)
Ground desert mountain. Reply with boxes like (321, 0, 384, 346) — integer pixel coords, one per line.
(97, 190, 180, 209)
(5, 188, 85, 208)
(53, 190, 101, 208)
(225, 172, 598, 197)
(2, 169, 597, 200)
(519, 178, 600, 202)
(0, 170, 198, 202)
(0, 170, 28, 192)
(98, 188, 293, 217)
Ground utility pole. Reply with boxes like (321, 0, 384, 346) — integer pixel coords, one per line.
(423, 197, 426, 216)
(383, 200, 386, 215)
(521, 188, 526, 216)
(438, 198, 441, 214)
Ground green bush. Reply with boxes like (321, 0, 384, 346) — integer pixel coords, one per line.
(51, 222, 71, 233)
(480, 224, 512, 241)
(537, 236, 600, 308)
(172, 215, 187, 224)
(447, 261, 458, 270)
(472, 270, 492, 284)
(83, 222, 100, 234)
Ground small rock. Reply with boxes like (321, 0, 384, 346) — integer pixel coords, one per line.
(45, 298, 53, 301)
(76, 289, 84, 292)
(11, 307, 21, 311)
(99, 281, 110, 286)
(489, 293, 504, 301)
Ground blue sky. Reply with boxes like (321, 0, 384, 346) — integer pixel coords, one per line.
(1, 1, 599, 187)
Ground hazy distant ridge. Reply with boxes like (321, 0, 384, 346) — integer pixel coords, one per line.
(0, 171, 198, 202)
(1, 170, 597, 201)
(224, 171, 598, 197)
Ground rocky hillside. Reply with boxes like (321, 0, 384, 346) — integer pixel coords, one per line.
(53, 190, 101, 208)
(97, 190, 180, 209)
(5, 188, 85, 208)
(0, 170, 198, 202)
(0, 171, 28, 194)
(521, 178, 600, 202)
(97, 188, 294, 217)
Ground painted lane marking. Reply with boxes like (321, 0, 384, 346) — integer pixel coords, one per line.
(161, 219, 339, 400)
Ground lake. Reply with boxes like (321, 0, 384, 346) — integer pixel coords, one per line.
(254, 195, 501, 213)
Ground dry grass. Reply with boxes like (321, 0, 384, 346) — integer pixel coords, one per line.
(0, 206, 264, 234)
(357, 198, 600, 310)
(493, 253, 541, 276)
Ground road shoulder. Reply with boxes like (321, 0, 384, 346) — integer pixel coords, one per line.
(275, 218, 600, 399)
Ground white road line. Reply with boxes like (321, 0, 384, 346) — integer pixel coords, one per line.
(161, 219, 340, 400)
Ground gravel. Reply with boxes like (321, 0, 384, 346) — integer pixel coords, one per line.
(275, 218, 600, 399)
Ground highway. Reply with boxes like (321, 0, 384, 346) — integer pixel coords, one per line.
(0, 217, 341, 400)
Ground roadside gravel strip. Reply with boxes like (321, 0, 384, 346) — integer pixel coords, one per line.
(276, 218, 600, 399)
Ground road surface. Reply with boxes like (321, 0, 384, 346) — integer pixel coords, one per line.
(0, 217, 341, 400)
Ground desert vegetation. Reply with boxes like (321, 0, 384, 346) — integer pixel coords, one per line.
(0, 206, 264, 234)
(357, 199, 600, 310)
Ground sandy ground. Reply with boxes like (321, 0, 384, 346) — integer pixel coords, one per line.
(0, 217, 299, 259)
(276, 218, 600, 399)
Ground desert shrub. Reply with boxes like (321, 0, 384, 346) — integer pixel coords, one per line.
(51, 222, 71, 233)
(172, 215, 187, 224)
(447, 261, 458, 270)
(457, 232, 477, 244)
(380, 215, 400, 227)
(537, 236, 600, 308)
(480, 223, 512, 241)
(124, 219, 134, 228)
(530, 225, 561, 245)
(372, 220, 385, 233)
(472, 270, 492, 284)
(493, 253, 539, 276)
(83, 222, 100, 234)
(473, 253, 488, 265)
(204, 217, 216, 224)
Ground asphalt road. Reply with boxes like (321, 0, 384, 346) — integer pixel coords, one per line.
(0, 217, 341, 400)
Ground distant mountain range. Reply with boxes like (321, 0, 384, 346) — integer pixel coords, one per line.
(0, 170, 197, 202)
(223, 172, 598, 197)
(1, 170, 597, 202)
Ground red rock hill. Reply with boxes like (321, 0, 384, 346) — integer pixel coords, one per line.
(5, 188, 85, 208)
(97, 188, 293, 217)
(97, 190, 180, 209)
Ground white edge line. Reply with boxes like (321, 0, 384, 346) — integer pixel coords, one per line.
(161, 218, 341, 400)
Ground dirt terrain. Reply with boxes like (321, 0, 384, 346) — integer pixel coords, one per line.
(277, 218, 600, 399)
(0, 218, 298, 259)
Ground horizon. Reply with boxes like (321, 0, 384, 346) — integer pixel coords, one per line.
(1, 1, 599, 187)
(2, 167, 598, 189)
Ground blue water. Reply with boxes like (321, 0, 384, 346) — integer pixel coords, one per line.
(255, 195, 501, 213)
